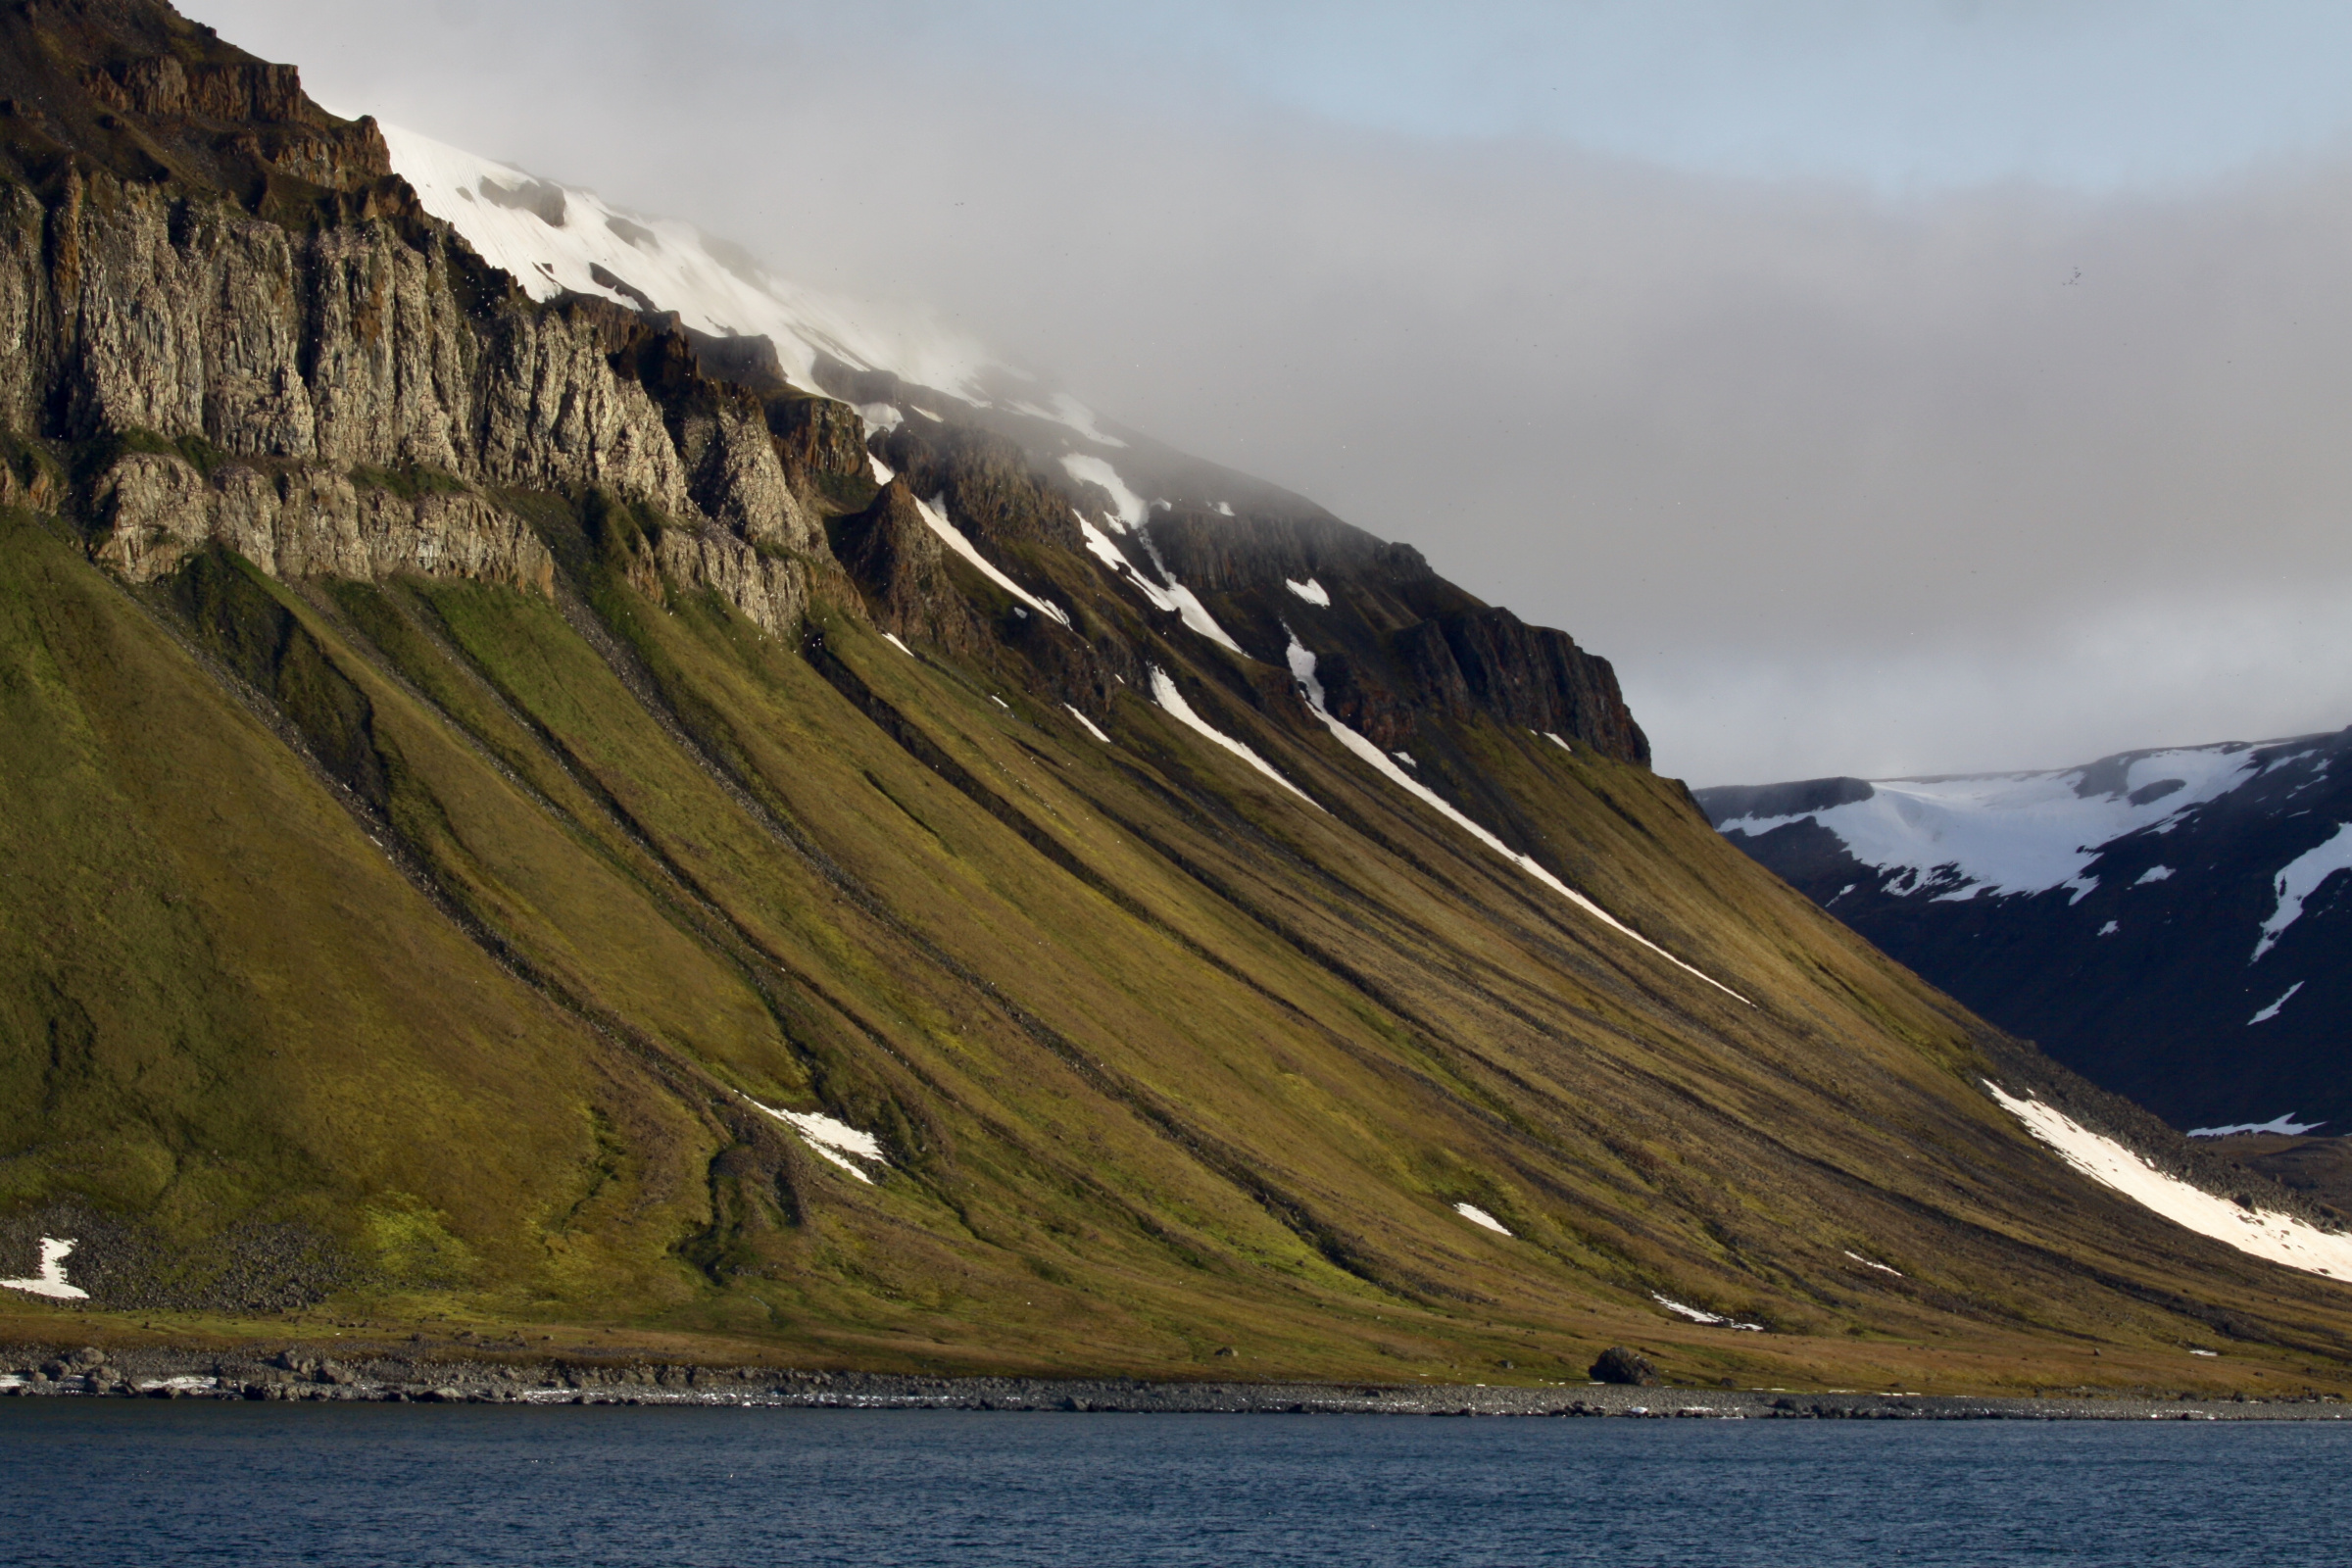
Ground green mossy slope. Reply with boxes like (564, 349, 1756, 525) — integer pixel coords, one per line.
(5, 494, 2351, 1398)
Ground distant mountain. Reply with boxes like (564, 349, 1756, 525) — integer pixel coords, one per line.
(6, 0, 2352, 1395)
(1699, 731, 2352, 1134)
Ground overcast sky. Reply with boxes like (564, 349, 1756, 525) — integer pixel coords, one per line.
(193, 1, 2352, 784)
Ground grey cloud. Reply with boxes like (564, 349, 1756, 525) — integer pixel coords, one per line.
(194, 1, 2352, 783)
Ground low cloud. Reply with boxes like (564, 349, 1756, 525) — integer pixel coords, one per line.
(196, 1, 2352, 783)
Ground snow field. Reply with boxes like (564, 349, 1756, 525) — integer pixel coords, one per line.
(1718, 745, 2262, 903)
(1984, 1081, 2352, 1279)
(1062, 705, 1112, 745)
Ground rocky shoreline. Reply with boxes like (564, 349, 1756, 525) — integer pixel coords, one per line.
(2, 1346, 2345, 1421)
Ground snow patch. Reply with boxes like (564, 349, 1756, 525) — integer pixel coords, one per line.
(1285, 577, 1331, 608)
(0, 1238, 89, 1300)
(2135, 865, 2176, 885)
(1212, 502, 1235, 517)
(1063, 705, 1111, 745)
(744, 1097, 888, 1182)
(1653, 1294, 1765, 1331)
(913, 494, 1069, 627)
(1012, 393, 1126, 448)
(1544, 732, 1574, 755)
(1072, 509, 1184, 616)
(2097, 920, 2120, 936)
(1842, 1250, 1903, 1276)
(1074, 510, 1132, 573)
(879, 632, 914, 658)
(1285, 632, 1748, 1004)
(1393, 751, 1417, 768)
(1148, 665, 1317, 808)
(2250, 983, 2304, 1024)
(1059, 454, 1147, 529)
(1984, 1081, 2352, 1279)
(868, 453, 896, 485)
(2188, 1113, 2328, 1138)
(856, 403, 905, 437)
(1127, 526, 1244, 654)
(2252, 823, 2352, 960)
(1453, 1202, 1512, 1236)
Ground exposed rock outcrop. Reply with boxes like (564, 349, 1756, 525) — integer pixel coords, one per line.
(90, 450, 553, 592)
(831, 480, 985, 654)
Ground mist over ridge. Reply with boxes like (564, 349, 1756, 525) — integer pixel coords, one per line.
(188, 0, 2352, 784)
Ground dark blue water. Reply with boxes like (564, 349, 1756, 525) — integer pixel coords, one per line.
(4, 1403, 2350, 1566)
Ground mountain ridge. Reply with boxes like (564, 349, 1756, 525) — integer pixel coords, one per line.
(1699, 727, 2352, 1135)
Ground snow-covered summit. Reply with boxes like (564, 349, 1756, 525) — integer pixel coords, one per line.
(1698, 729, 2352, 1137)
(1706, 742, 2269, 903)
(379, 123, 1009, 408)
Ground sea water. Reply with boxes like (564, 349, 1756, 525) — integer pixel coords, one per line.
(4, 1402, 2349, 1565)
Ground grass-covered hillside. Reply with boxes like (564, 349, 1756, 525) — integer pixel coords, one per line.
(1, 483, 2348, 1397)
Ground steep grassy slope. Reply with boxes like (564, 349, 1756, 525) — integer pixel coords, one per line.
(5, 490, 2352, 1396)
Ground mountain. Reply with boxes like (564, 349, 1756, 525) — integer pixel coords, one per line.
(4, 0, 2352, 1395)
(1699, 730, 2352, 1141)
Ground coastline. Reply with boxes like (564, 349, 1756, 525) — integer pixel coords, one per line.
(4, 1347, 2346, 1420)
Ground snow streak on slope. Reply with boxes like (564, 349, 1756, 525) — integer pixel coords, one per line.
(2250, 983, 2304, 1024)
(1059, 454, 1148, 527)
(1984, 1082, 2352, 1280)
(1653, 1294, 1764, 1330)
(1285, 633, 1749, 1004)
(1719, 746, 2262, 902)
(378, 123, 998, 401)
(913, 496, 1069, 627)
(1148, 667, 1317, 807)
(1074, 509, 1180, 613)
(2253, 823, 2352, 961)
